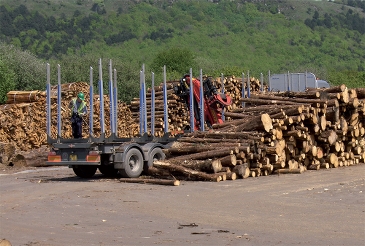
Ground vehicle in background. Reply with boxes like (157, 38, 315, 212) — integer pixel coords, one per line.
(268, 72, 330, 92)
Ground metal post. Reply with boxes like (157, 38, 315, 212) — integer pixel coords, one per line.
(268, 70, 271, 91)
(113, 68, 118, 136)
(139, 70, 144, 135)
(247, 71, 251, 98)
(260, 72, 263, 92)
(287, 71, 290, 91)
(98, 58, 105, 135)
(142, 64, 148, 134)
(89, 67, 94, 136)
(305, 71, 308, 89)
(221, 73, 225, 121)
(189, 68, 194, 132)
(163, 66, 169, 133)
(108, 59, 115, 134)
(242, 72, 245, 108)
(46, 63, 51, 137)
(199, 69, 204, 131)
(57, 64, 62, 138)
(151, 72, 155, 136)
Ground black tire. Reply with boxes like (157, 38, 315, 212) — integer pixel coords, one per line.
(72, 165, 97, 178)
(147, 147, 165, 169)
(119, 148, 144, 178)
(98, 165, 119, 177)
(98, 154, 119, 177)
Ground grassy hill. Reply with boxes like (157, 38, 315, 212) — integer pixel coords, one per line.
(0, 0, 364, 103)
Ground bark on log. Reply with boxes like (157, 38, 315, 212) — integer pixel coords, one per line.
(169, 147, 235, 161)
(232, 164, 250, 178)
(219, 154, 237, 167)
(153, 161, 221, 182)
(177, 159, 222, 173)
(119, 178, 180, 186)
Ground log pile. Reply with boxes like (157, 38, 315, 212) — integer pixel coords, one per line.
(129, 76, 263, 136)
(130, 81, 191, 137)
(0, 82, 138, 152)
(148, 84, 365, 182)
(214, 75, 263, 112)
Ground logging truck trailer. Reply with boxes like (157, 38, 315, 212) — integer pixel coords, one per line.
(268, 72, 330, 92)
(44, 61, 228, 179)
(45, 60, 179, 178)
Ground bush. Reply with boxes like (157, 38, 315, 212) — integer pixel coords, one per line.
(0, 42, 45, 91)
(0, 58, 16, 104)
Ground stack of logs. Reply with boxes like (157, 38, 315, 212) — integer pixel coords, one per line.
(0, 82, 137, 152)
(129, 81, 187, 136)
(129, 76, 262, 137)
(149, 84, 365, 182)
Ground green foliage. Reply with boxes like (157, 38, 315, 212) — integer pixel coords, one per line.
(0, 58, 16, 104)
(151, 47, 197, 76)
(0, 0, 364, 105)
(0, 41, 45, 91)
(328, 70, 365, 88)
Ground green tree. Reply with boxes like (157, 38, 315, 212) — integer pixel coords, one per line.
(151, 47, 197, 78)
(0, 59, 16, 104)
(0, 41, 45, 91)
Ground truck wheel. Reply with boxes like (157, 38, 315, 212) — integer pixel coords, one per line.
(72, 165, 97, 178)
(119, 148, 143, 178)
(98, 154, 119, 177)
(147, 147, 165, 169)
(98, 165, 119, 177)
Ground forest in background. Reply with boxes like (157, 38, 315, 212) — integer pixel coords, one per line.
(0, 0, 364, 104)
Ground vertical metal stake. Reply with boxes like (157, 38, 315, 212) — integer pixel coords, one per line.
(163, 66, 169, 133)
(151, 72, 155, 136)
(242, 72, 245, 108)
(113, 68, 118, 136)
(99, 58, 105, 135)
(109, 59, 115, 134)
(199, 69, 204, 131)
(57, 64, 62, 138)
(189, 68, 194, 132)
(221, 73, 225, 121)
(89, 67, 94, 136)
(46, 63, 51, 137)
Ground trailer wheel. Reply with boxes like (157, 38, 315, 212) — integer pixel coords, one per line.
(147, 147, 165, 169)
(98, 154, 119, 177)
(119, 148, 143, 178)
(72, 165, 97, 178)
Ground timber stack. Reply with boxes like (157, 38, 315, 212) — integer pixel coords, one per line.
(129, 76, 263, 137)
(129, 81, 187, 137)
(0, 82, 137, 152)
(150, 85, 365, 182)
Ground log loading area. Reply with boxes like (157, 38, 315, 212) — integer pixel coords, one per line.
(0, 76, 364, 185)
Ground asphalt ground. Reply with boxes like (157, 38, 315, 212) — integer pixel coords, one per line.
(0, 164, 364, 246)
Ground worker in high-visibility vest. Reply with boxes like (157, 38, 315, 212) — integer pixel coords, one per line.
(68, 92, 87, 138)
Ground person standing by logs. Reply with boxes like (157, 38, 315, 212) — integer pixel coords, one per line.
(68, 92, 87, 139)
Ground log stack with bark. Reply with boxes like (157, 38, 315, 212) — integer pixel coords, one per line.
(148, 84, 365, 182)
(0, 82, 138, 153)
(129, 76, 263, 136)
